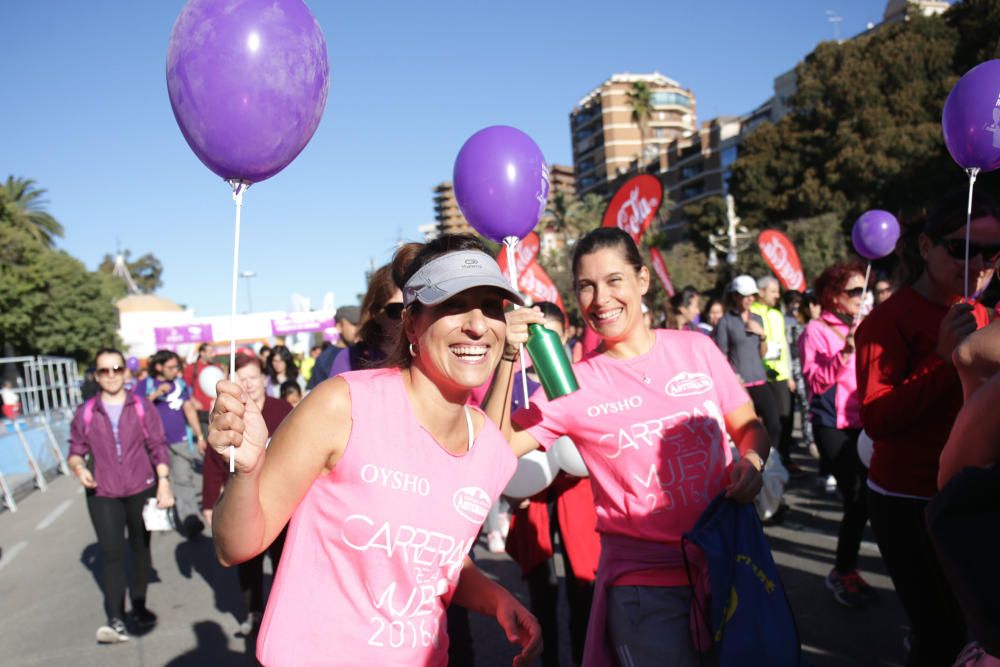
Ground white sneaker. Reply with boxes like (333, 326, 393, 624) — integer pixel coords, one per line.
(825, 475, 837, 494)
(487, 530, 505, 554)
(96, 618, 129, 644)
(498, 512, 510, 539)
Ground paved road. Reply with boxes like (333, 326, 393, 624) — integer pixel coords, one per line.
(0, 450, 909, 666)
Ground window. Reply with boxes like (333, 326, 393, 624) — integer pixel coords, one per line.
(720, 146, 738, 168)
(654, 127, 667, 138)
(650, 91, 692, 108)
(681, 163, 702, 180)
(682, 183, 704, 200)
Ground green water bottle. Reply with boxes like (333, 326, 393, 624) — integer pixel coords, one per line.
(525, 323, 580, 400)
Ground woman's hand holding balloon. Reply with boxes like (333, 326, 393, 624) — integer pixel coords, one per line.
(209, 380, 269, 475)
(503, 307, 544, 357)
(937, 303, 979, 364)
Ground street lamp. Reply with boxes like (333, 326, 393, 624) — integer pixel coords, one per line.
(240, 270, 256, 313)
(707, 195, 755, 269)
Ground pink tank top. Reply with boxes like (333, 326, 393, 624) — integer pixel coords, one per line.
(257, 368, 517, 667)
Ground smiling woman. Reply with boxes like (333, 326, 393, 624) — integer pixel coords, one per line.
(486, 227, 770, 666)
(207, 235, 542, 667)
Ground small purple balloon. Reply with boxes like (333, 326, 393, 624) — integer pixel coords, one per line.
(942, 59, 1000, 173)
(166, 0, 330, 184)
(852, 210, 900, 260)
(126, 356, 140, 372)
(453, 126, 550, 242)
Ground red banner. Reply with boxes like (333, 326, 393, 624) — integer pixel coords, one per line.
(503, 232, 539, 276)
(648, 247, 675, 297)
(601, 174, 663, 244)
(496, 248, 565, 312)
(757, 230, 806, 291)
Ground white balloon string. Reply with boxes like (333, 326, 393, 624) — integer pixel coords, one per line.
(964, 168, 980, 301)
(855, 262, 872, 327)
(503, 236, 530, 410)
(228, 180, 249, 473)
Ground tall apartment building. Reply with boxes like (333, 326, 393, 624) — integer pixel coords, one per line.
(570, 73, 696, 198)
(430, 164, 576, 239)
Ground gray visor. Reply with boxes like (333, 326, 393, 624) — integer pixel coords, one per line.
(403, 250, 524, 307)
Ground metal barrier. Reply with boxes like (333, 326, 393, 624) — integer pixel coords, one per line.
(0, 355, 82, 512)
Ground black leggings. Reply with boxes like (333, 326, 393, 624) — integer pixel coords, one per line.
(238, 525, 287, 613)
(526, 502, 595, 667)
(746, 384, 780, 450)
(868, 491, 966, 667)
(767, 381, 795, 464)
(813, 426, 867, 572)
(86, 485, 156, 620)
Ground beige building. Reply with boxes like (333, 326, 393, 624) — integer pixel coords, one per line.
(430, 164, 576, 239)
(571, 73, 696, 197)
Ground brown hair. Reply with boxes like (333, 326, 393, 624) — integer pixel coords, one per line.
(234, 354, 262, 373)
(814, 261, 866, 314)
(571, 227, 644, 283)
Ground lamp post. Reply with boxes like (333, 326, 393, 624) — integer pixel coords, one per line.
(707, 195, 754, 269)
(240, 270, 256, 313)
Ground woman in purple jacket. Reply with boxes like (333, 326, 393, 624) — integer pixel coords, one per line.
(67, 348, 173, 645)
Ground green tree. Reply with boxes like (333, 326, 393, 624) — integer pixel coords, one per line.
(97, 250, 164, 296)
(729, 3, 1000, 236)
(0, 176, 64, 246)
(627, 82, 654, 167)
(0, 227, 119, 362)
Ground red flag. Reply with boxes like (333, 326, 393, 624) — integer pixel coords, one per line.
(648, 247, 675, 297)
(499, 232, 539, 276)
(496, 248, 565, 312)
(757, 230, 806, 291)
(601, 174, 663, 244)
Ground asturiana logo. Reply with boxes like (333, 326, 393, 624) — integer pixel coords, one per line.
(453, 487, 491, 524)
(665, 372, 713, 397)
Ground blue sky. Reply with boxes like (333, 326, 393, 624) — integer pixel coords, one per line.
(3, 0, 893, 315)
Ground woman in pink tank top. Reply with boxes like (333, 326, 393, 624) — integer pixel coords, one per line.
(207, 235, 542, 667)
(487, 228, 770, 667)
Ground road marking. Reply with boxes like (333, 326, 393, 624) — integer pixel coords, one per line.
(36, 499, 73, 531)
(0, 541, 28, 572)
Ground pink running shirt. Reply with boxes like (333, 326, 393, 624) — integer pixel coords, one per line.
(257, 368, 517, 667)
(513, 329, 750, 585)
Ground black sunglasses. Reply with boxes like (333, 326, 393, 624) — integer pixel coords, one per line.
(842, 287, 865, 298)
(96, 365, 125, 377)
(382, 303, 404, 320)
(931, 237, 1000, 263)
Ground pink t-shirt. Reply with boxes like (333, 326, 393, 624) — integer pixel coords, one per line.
(257, 368, 517, 667)
(513, 329, 750, 585)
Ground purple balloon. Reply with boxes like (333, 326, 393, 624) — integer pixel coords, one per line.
(453, 126, 550, 242)
(852, 210, 900, 260)
(126, 356, 140, 372)
(166, 0, 329, 183)
(942, 59, 1000, 173)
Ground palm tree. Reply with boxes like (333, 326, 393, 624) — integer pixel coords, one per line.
(627, 82, 653, 168)
(0, 176, 64, 246)
(541, 190, 582, 237)
(573, 193, 607, 235)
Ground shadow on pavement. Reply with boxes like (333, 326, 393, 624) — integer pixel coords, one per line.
(164, 621, 257, 666)
(174, 535, 243, 620)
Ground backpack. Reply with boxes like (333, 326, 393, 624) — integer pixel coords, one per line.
(683, 494, 808, 666)
(82, 395, 149, 441)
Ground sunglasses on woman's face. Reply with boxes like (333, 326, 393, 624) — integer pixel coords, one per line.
(932, 237, 1000, 263)
(382, 303, 404, 320)
(843, 287, 865, 298)
(96, 365, 125, 377)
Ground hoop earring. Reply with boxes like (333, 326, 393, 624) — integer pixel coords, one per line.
(408, 342, 417, 357)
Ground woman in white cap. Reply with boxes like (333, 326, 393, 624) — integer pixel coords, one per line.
(208, 235, 541, 667)
(712, 274, 781, 449)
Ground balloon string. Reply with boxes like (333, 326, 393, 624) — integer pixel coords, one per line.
(855, 262, 872, 327)
(228, 180, 249, 473)
(504, 236, 530, 410)
(964, 168, 980, 301)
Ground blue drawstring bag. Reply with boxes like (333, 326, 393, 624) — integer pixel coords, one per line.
(683, 493, 808, 667)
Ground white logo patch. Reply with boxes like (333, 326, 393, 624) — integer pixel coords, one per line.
(452, 487, 491, 524)
(665, 372, 713, 397)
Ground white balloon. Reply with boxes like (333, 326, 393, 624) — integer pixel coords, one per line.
(197, 365, 226, 399)
(551, 436, 589, 477)
(857, 430, 874, 468)
(504, 449, 558, 498)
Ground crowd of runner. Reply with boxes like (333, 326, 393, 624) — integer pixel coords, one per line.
(64, 191, 1000, 666)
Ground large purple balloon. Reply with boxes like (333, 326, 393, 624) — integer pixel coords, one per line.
(942, 59, 1000, 173)
(852, 210, 901, 260)
(453, 126, 550, 242)
(166, 0, 329, 183)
